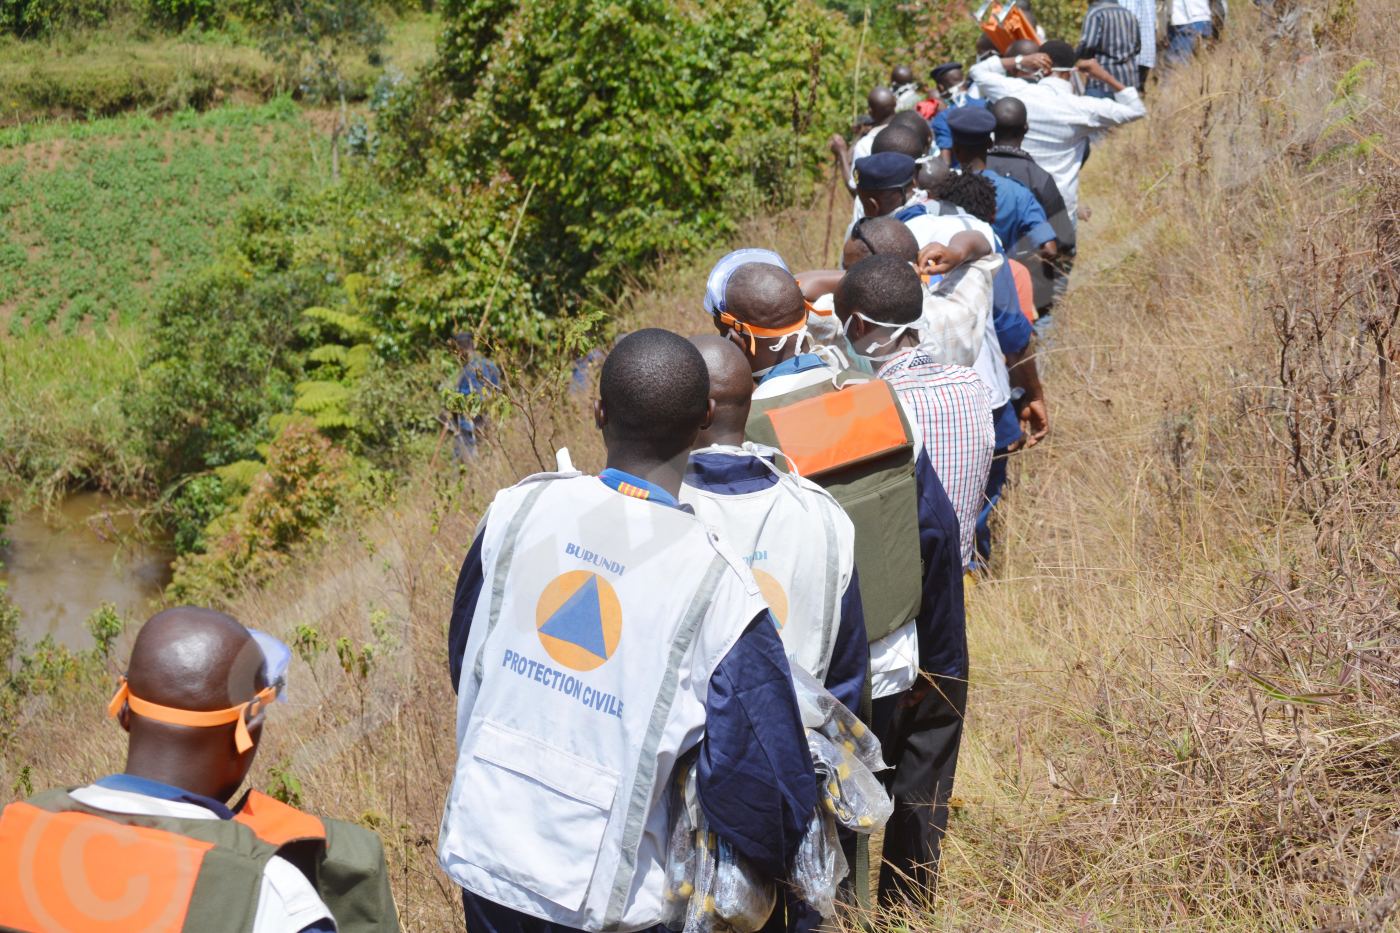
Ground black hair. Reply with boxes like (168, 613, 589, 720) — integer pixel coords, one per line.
(1040, 39, 1077, 69)
(835, 255, 924, 327)
(932, 171, 997, 225)
(871, 124, 927, 160)
(991, 97, 1028, 138)
(599, 329, 710, 457)
(889, 110, 933, 142)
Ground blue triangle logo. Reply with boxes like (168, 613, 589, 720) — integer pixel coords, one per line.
(539, 575, 608, 660)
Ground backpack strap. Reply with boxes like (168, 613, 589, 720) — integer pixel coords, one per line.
(233, 790, 326, 847)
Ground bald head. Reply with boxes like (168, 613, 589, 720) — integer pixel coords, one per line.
(890, 110, 933, 146)
(1007, 38, 1041, 57)
(128, 607, 265, 713)
(868, 86, 896, 123)
(726, 263, 805, 331)
(689, 335, 754, 447)
(917, 154, 950, 193)
(121, 607, 268, 801)
(992, 97, 1028, 144)
(843, 216, 920, 270)
(872, 124, 927, 160)
(891, 64, 915, 86)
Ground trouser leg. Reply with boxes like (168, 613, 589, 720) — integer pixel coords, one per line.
(975, 452, 1010, 566)
(872, 676, 968, 905)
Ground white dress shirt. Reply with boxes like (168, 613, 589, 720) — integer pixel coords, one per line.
(968, 57, 1146, 222)
(1171, 0, 1213, 24)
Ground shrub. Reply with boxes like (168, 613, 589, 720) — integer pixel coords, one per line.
(377, 0, 859, 346)
(0, 0, 116, 38)
(125, 261, 317, 480)
(168, 417, 351, 602)
(124, 193, 333, 482)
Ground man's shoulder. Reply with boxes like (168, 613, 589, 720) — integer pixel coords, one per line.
(888, 359, 989, 393)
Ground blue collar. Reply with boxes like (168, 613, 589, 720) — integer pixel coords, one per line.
(757, 353, 827, 384)
(598, 468, 679, 509)
(685, 451, 780, 495)
(95, 774, 235, 819)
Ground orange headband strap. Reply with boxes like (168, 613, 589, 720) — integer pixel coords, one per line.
(715, 311, 809, 353)
(107, 677, 276, 754)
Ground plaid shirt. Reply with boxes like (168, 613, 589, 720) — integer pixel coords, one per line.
(878, 350, 995, 566)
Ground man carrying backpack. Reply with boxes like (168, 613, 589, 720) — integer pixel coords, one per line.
(441, 329, 815, 932)
(0, 607, 398, 933)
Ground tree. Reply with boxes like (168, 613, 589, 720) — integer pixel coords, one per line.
(259, 0, 386, 181)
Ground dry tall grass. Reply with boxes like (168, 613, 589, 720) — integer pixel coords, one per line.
(3, 0, 1398, 929)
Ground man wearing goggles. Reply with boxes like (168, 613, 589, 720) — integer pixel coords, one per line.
(0, 607, 397, 933)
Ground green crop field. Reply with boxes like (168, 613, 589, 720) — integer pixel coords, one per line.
(0, 96, 321, 334)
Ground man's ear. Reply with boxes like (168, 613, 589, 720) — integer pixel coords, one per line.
(593, 399, 606, 430)
(847, 312, 869, 339)
(722, 329, 750, 358)
(700, 399, 716, 431)
(118, 703, 132, 734)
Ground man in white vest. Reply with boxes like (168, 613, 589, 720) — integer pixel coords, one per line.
(680, 334, 866, 712)
(441, 329, 816, 933)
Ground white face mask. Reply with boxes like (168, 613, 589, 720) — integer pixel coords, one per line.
(747, 326, 813, 380)
(844, 312, 915, 364)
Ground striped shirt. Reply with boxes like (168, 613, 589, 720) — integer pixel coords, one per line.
(1078, 0, 1142, 93)
(877, 351, 995, 565)
(1118, 0, 1158, 69)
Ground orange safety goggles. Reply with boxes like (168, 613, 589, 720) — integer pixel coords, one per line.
(107, 678, 280, 754)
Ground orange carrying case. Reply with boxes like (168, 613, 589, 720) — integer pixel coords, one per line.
(763, 380, 911, 479)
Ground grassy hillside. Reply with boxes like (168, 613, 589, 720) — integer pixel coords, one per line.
(4, 0, 1397, 930)
(0, 12, 439, 123)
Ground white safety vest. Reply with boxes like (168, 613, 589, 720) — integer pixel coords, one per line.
(679, 445, 856, 682)
(439, 472, 766, 932)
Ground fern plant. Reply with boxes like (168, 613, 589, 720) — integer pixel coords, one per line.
(295, 274, 380, 433)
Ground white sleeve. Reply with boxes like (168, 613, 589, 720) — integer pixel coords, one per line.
(968, 56, 1026, 103)
(254, 856, 336, 933)
(1069, 87, 1147, 133)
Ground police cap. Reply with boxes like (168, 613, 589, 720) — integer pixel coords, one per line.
(853, 152, 917, 191)
(946, 106, 997, 147)
(930, 62, 963, 82)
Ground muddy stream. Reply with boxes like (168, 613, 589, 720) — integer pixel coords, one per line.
(1, 492, 173, 650)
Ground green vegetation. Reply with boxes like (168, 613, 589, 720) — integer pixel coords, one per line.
(379, 0, 859, 347)
(1, 97, 314, 332)
(101, 0, 867, 601)
(0, 12, 438, 122)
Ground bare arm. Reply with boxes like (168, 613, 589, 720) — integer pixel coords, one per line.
(829, 135, 855, 194)
(1006, 344, 1049, 447)
(794, 269, 845, 301)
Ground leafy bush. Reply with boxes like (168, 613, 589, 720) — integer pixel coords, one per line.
(168, 417, 351, 601)
(377, 0, 859, 346)
(0, 0, 116, 38)
(167, 474, 230, 553)
(124, 193, 333, 482)
(144, 0, 222, 27)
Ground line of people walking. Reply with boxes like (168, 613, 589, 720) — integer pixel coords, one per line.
(0, 10, 1209, 931)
